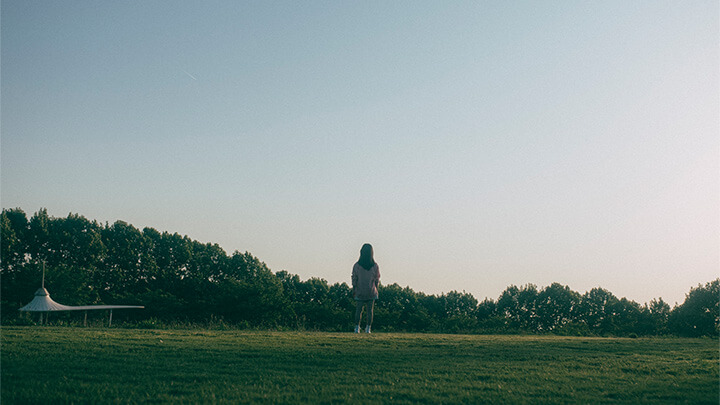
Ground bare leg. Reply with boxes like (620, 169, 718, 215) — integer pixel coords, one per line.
(366, 300, 374, 327)
(355, 301, 364, 326)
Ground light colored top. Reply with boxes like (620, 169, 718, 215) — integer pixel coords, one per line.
(352, 263, 380, 300)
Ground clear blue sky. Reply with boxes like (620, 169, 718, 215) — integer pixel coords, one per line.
(2, 1, 718, 305)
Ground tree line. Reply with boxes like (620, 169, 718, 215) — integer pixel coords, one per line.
(2, 208, 717, 336)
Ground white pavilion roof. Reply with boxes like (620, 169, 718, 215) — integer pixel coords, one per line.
(19, 287, 144, 312)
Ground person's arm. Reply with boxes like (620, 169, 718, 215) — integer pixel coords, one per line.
(374, 265, 380, 287)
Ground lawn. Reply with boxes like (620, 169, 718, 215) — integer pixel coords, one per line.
(1, 327, 717, 404)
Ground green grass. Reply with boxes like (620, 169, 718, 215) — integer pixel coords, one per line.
(2, 327, 718, 404)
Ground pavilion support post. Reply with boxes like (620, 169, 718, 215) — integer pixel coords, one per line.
(39, 312, 43, 325)
(109, 309, 113, 327)
(84, 311, 88, 327)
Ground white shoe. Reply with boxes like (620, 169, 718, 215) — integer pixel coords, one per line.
(354, 325, 360, 333)
(365, 326, 371, 334)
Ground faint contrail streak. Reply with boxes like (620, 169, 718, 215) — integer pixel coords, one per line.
(182, 69, 197, 81)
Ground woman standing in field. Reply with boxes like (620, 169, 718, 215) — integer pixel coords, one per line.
(352, 243, 380, 333)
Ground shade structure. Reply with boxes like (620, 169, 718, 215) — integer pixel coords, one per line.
(19, 287, 144, 312)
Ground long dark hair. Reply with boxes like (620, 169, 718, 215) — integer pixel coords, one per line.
(358, 243, 375, 270)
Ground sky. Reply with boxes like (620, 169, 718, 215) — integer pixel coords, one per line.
(2, 1, 718, 306)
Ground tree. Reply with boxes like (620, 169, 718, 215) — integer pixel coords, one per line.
(578, 287, 618, 335)
(535, 283, 580, 332)
(669, 280, 720, 337)
(439, 291, 479, 332)
(229, 251, 286, 326)
(3, 208, 714, 335)
(143, 229, 192, 290)
(643, 298, 671, 335)
(27, 208, 51, 264)
(375, 283, 406, 331)
(99, 221, 155, 298)
(610, 298, 643, 336)
(1, 209, 31, 316)
(497, 284, 539, 331)
(1, 208, 28, 271)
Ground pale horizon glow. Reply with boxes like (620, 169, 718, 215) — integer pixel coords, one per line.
(2, 1, 718, 306)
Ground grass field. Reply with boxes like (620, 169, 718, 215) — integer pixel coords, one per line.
(2, 327, 718, 404)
